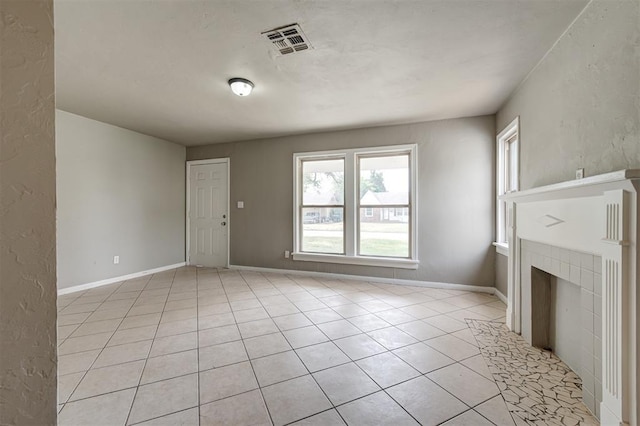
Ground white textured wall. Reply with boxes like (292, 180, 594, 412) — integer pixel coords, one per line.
(497, 0, 640, 190)
(0, 1, 57, 424)
(56, 110, 186, 289)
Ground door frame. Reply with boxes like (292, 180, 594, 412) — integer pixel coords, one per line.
(185, 158, 231, 267)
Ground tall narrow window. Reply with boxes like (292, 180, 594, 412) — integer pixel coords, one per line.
(358, 153, 410, 258)
(496, 117, 519, 247)
(293, 145, 418, 269)
(300, 158, 344, 254)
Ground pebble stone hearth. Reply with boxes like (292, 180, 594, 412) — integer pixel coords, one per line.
(467, 319, 599, 426)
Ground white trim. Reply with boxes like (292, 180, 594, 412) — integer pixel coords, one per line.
(186, 158, 230, 268)
(57, 262, 186, 295)
(494, 287, 507, 304)
(291, 252, 419, 269)
(229, 264, 496, 294)
(493, 242, 509, 257)
(496, 116, 520, 246)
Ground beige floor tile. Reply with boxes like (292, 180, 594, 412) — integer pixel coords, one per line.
(446, 309, 492, 323)
(58, 324, 80, 342)
(58, 372, 84, 404)
(427, 363, 500, 407)
(441, 409, 493, 425)
(290, 409, 345, 425)
(149, 332, 197, 357)
(422, 300, 461, 314)
(135, 407, 198, 425)
(396, 320, 446, 341)
(333, 334, 386, 360)
(460, 354, 493, 380)
(58, 312, 92, 326)
(367, 326, 418, 350)
(94, 340, 152, 368)
(58, 388, 136, 426)
(199, 361, 258, 404)
(155, 318, 197, 337)
(304, 308, 343, 324)
(128, 374, 199, 424)
(244, 332, 291, 359)
(331, 303, 370, 318)
(200, 389, 271, 426)
(358, 299, 394, 313)
(85, 308, 129, 323)
(374, 309, 416, 325)
(356, 352, 420, 388)
(475, 395, 516, 425)
(316, 319, 361, 340)
(58, 332, 114, 355)
(229, 298, 263, 311)
(69, 360, 144, 401)
(313, 362, 380, 405)
(164, 298, 197, 311)
(128, 303, 165, 317)
(262, 375, 332, 426)
(197, 312, 235, 330)
(198, 324, 241, 347)
(160, 307, 197, 324)
(296, 342, 350, 372)
(109, 325, 158, 347)
(264, 302, 300, 317)
(347, 314, 391, 332)
(337, 391, 419, 426)
(392, 342, 455, 373)
(283, 325, 329, 348)
(251, 350, 308, 386)
(467, 304, 507, 320)
(273, 313, 313, 331)
(58, 350, 101, 375)
(387, 376, 468, 426)
(233, 307, 269, 323)
(451, 328, 479, 346)
(399, 304, 440, 319)
(258, 295, 290, 306)
(423, 315, 468, 333)
(199, 340, 248, 370)
(141, 349, 198, 384)
(424, 334, 479, 361)
(61, 302, 101, 315)
(238, 318, 279, 338)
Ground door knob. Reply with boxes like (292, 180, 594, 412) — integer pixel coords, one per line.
(221, 221, 226, 226)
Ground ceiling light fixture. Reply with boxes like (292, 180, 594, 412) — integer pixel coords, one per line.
(228, 78, 254, 97)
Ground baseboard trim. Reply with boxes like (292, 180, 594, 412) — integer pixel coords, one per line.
(228, 264, 496, 294)
(494, 288, 507, 304)
(58, 262, 187, 295)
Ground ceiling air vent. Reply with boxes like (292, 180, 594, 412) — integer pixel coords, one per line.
(262, 23, 313, 56)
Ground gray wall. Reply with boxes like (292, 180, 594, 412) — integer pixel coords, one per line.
(188, 116, 496, 287)
(495, 252, 508, 297)
(0, 1, 57, 423)
(497, 0, 640, 190)
(56, 110, 186, 289)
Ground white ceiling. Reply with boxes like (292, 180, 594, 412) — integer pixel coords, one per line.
(55, 0, 588, 146)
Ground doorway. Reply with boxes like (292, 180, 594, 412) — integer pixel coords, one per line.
(186, 159, 229, 267)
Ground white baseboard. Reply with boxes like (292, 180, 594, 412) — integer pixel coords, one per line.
(58, 262, 187, 295)
(229, 264, 496, 295)
(494, 288, 507, 304)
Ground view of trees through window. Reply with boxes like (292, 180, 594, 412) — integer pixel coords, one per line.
(301, 154, 410, 258)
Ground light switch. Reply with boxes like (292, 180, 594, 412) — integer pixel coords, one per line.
(237, 201, 244, 209)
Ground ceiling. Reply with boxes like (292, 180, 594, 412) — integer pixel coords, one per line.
(55, 0, 589, 146)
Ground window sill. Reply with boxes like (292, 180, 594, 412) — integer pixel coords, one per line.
(292, 252, 419, 269)
(493, 242, 509, 257)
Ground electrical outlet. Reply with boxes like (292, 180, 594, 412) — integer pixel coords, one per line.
(576, 168, 584, 179)
(237, 201, 244, 209)
(284, 250, 290, 259)
(113, 255, 120, 264)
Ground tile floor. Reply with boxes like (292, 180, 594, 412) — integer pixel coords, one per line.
(55, 267, 525, 425)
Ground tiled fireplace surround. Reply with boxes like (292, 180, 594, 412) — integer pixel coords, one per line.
(502, 170, 640, 426)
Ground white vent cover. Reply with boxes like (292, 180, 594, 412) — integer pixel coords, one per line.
(262, 23, 313, 56)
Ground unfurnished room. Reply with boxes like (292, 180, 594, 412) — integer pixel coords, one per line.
(1, 0, 639, 425)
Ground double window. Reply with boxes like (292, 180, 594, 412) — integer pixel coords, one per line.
(293, 145, 418, 269)
(496, 117, 519, 248)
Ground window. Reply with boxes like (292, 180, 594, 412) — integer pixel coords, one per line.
(294, 145, 418, 269)
(496, 117, 519, 249)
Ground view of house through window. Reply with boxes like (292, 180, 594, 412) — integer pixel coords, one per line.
(296, 145, 416, 263)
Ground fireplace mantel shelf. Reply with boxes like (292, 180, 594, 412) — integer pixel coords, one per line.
(499, 169, 640, 201)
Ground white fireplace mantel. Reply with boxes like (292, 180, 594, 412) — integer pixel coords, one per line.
(501, 170, 640, 426)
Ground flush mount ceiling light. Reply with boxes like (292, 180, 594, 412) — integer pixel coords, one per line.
(228, 78, 254, 96)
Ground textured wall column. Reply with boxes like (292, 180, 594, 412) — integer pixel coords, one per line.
(0, 1, 57, 424)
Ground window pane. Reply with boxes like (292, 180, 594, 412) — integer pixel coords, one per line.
(359, 208, 409, 257)
(359, 155, 409, 205)
(302, 159, 344, 205)
(301, 207, 343, 254)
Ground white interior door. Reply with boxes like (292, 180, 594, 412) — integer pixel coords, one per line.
(188, 161, 228, 267)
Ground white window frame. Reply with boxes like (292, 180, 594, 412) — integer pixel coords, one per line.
(364, 207, 373, 217)
(495, 117, 519, 256)
(293, 144, 418, 269)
